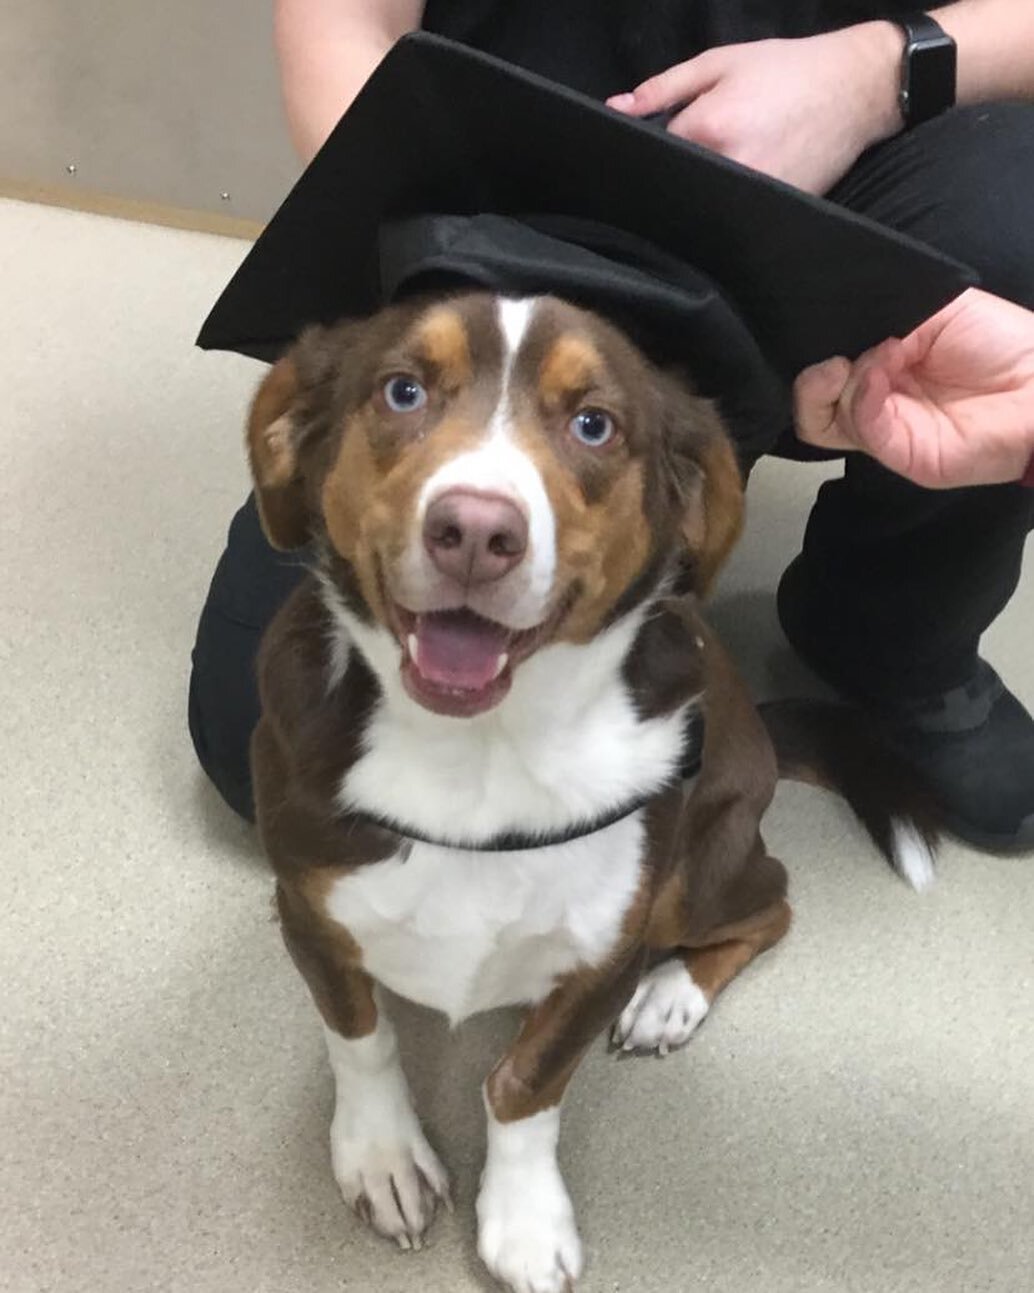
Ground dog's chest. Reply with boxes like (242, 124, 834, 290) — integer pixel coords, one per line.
(324, 814, 645, 1025)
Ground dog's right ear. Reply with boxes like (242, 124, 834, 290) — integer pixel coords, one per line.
(245, 324, 348, 550)
(246, 351, 310, 550)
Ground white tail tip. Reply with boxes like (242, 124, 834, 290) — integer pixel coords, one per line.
(891, 818, 936, 892)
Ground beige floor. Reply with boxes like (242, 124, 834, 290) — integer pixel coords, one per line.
(1, 196, 1032, 1293)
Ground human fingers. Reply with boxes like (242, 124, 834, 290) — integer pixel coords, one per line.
(606, 51, 721, 116)
(793, 356, 856, 449)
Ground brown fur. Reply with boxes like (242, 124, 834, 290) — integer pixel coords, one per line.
(413, 306, 472, 387)
(521, 427, 653, 645)
(247, 355, 309, 549)
(246, 295, 742, 643)
(246, 292, 787, 1239)
(537, 332, 606, 405)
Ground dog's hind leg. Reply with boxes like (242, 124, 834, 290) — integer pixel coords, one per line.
(276, 881, 451, 1250)
(611, 895, 792, 1056)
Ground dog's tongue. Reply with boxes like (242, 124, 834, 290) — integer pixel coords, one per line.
(413, 610, 510, 691)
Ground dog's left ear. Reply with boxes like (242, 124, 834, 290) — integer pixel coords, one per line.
(661, 380, 746, 597)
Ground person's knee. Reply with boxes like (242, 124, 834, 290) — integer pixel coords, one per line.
(909, 102, 1034, 308)
(838, 101, 1034, 310)
(185, 493, 309, 822)
(188, 616, 258, 823)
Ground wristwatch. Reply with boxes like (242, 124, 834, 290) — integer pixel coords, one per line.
(892, 13, 958, 129)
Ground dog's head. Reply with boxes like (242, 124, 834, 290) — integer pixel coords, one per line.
(247, 293, 742, 717)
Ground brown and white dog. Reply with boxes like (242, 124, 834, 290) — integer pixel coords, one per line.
(245, 292, 937, 1293)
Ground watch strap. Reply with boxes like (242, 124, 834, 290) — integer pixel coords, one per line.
(896, 12, 952, 46)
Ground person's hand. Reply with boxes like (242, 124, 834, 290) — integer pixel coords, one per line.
(606, 25, 903, 195)
(794, 289, 1034, 488)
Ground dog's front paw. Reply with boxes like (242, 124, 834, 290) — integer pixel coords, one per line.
(611, 958, 710, 1056)
(331, 1117, 451, 1250)
(476, 1162, 583, 1293)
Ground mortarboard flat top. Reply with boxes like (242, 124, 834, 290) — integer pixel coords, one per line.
(198, 32, 974, 455)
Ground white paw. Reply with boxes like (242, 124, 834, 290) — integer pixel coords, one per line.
(331, 1115, 451, 1249)
(477, 1164, 583, 1293)
(611, 958, 710, 1055)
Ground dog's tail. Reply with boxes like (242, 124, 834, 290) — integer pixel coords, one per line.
(759, 699, 942, 892)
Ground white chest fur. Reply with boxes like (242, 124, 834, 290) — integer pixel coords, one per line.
(324, 814, 645, 1026)
(332, 605, 692, 845)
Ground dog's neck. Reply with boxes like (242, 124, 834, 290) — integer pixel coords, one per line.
(317, 577, 702, 846)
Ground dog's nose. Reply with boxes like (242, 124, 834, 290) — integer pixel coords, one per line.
(424, 489, 529, 585)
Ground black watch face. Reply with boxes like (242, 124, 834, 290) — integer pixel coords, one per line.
(908, 37, 957, 121)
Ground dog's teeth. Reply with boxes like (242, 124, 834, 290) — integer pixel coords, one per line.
(407, 633, 419, 663)
(492, 652, 509, 680)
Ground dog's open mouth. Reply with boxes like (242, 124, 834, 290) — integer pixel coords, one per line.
(393, 603, 566, 717)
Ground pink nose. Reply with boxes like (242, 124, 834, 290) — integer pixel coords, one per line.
(423, 489, 529, 586)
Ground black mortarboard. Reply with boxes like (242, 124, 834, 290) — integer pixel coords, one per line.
(198, 31, 975, 462)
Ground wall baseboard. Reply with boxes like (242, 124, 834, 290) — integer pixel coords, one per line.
(0, 177, 264, 241)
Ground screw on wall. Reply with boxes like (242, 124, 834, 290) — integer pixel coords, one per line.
(220, 192, 231, 201)
(66, 163, 77, 175)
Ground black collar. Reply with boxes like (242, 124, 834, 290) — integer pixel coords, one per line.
(348, 710, 705, 854)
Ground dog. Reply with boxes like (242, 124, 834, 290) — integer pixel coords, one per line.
(245, 291, 938, 1293)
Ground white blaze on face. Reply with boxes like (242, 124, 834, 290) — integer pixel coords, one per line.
(497, 297, 535, 373)
(406, 296, 558, 627)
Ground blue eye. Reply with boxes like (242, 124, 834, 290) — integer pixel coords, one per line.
(384, 375, 427, 412)
(570, 408, 615, 447)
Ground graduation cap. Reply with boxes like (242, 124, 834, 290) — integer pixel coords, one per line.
(198, 31, 975, 463)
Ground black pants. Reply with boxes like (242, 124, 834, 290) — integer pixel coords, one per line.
(189, 103, 1034, 821)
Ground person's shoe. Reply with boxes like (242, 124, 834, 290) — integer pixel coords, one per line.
(777, 559, 1034, 854)
(877, 663, 1034, 853)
